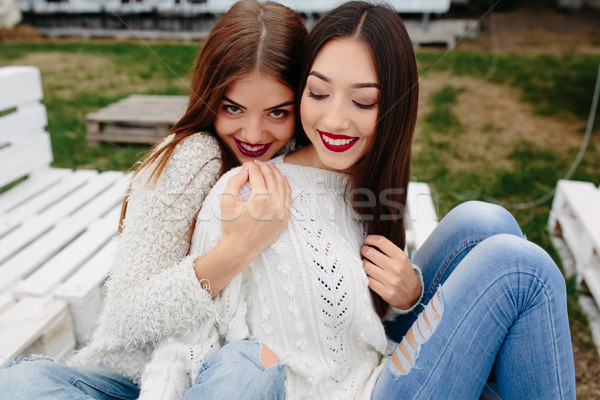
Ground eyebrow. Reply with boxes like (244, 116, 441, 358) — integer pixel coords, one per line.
(223, 97, 294, 112)
(308, 71, 380, 89)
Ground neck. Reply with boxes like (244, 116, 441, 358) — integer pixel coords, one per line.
(284, 145, 350, 173)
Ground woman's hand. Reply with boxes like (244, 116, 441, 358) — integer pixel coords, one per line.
(194, 161, 290, 297)
(220, 160, 291, 267)
(361, 235, 421, 310)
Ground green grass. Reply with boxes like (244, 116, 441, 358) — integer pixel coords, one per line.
(1, 41, 202, 172)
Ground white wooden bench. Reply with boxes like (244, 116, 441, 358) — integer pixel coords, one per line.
(0, 65, 439, 365)
(549, 179, 600, 306)
(0, 66, 129, 363)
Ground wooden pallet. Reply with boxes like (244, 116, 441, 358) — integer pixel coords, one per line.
(86, 94, 188, 144)
(549, 179, 600, 306)
(0, 66, 129, 363)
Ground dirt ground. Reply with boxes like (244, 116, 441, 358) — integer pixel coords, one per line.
(451, 2, 600, 55)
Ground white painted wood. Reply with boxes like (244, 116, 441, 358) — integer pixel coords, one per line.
(0, 130, 54, 189)
(0, 171, 124, 291)
(0, 168, 69, 215)
(0, 170, 87, 236)
(0, 296, 73, 361)
(0, 102, 47, 145)
(550, 179, 600, 312)
(0, 294, 14, 315)
(21, 311, 76, 362)
(54, 240, 116, 345)
(15, 205, 121, 297)
(0, 169, 99, 265)
(0, 66, 43, 113)
(406, 182, 439, 250)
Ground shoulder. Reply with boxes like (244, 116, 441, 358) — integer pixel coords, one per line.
(168, 132, 221, 164)
(161, 132, 222, 183)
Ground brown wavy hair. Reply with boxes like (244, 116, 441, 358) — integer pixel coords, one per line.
(119, 0, 307, 233)
(297, 2, 419, 317)
(136, 0, 308, 183)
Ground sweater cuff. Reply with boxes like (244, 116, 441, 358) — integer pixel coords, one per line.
(383, 265, 425, 321)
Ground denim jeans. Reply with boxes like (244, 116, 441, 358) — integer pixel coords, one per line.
(187, 339, 285, 400)
(0, 356, 139, 399)
(373, 201, 576, 399)
(0, 342, 283, 400)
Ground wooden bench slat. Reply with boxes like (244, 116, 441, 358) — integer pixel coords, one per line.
(0, 168, 70, 215)
(0, 170, 99, 264)
(0, 66, 43, 112)
(0, 102, 47, 145)
(55, 239, 115, 301)
(0, 170, 90, 236)
(0, 172, 126, 291)
(0, 130, 54, 189)
(14, 205, 121, 297)
(0, 297, 72, 361)
(54, 240, 117, 344)
(406, 182, 439, 250)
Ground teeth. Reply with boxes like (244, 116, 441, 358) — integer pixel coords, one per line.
(240, 142, 267, 152)
(322, 135, 355, 146)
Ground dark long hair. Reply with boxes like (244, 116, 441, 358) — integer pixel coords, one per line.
(298, 2, 419, 317)
(137, 0, 308, 183)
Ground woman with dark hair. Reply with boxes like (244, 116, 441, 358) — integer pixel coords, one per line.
(149, 1, 576, 399)
(0, 1, 309, 398)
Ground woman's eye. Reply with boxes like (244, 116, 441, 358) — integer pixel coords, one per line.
(269, 109, 290, 119)
(223, 104, 242, 114)
(353, 101, 377, 110)
(307, 91, 327, 100)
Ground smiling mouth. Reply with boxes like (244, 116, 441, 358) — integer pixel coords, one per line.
(234, 138, 273, 157)
(318, 131, 358, 153)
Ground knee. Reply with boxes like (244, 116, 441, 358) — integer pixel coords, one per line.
(446, 201, 523, 238)
(190, 340, 284, 400)
(477, 234, 565, 291)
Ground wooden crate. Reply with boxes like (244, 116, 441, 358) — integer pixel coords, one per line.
(86, 94, 188, 144)
(0, 66, 128, 362)
(549, 179, 600, 306)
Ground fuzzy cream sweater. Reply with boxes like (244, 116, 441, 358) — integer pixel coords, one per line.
(68, 132, 223, 384)
(140, 157, 424, 399)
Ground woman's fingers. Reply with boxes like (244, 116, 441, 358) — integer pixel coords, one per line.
(363, 259, 386, 282)
(363, 234, 406, 260)
(221, 166, 249, 217)
(360, 244, 391, 269)
(246, 161, 267, 194)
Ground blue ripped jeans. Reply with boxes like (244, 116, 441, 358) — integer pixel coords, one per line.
(0, 342, 282, 399)
(0, 356, 139, 400)
(374, 201, 576, 399)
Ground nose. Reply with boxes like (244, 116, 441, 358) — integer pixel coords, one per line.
(241, 115, 266, 144)
(321, 96, 350, 132)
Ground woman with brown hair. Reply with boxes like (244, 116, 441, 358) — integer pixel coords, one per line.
(0, 1, 308, 398)
(152, 1, 575, 399)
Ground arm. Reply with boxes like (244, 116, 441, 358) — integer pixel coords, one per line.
(361, 234, 424, 318)
(96, 133, 224, 345)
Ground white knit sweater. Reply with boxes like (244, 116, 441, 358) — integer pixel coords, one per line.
(141, 156, 424, 399)
(68, 132, 223, 383)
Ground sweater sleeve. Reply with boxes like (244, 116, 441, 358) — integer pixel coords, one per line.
(90, 133, 224, 348)
(188, 167, 252, 343)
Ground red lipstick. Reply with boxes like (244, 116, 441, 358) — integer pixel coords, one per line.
(318, 130, 358, 153)
(234, 138, 273, 158)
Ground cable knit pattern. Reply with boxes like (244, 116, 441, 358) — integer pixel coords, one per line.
(169, 156, 400, 400)
(68, 132, 223, 384)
